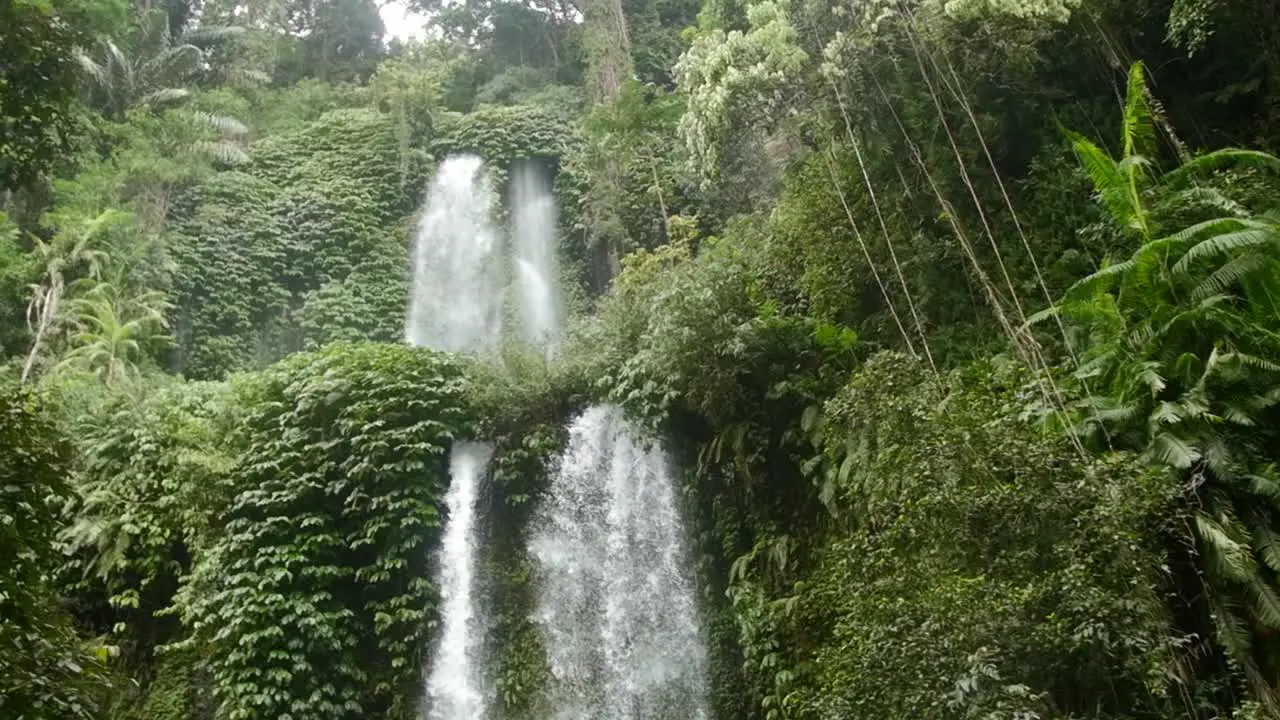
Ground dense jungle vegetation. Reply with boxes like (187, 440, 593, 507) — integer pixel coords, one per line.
(4, 0, 1280, 717)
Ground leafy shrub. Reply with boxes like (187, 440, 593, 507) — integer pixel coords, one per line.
(779, 354, 1181, 719)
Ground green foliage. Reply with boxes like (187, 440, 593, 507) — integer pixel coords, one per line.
(56, 281, 172, 385)
(0, 214, 39, 357)
(115, 647, 214, 720)
(1034, 62, 1280, 701)
(61, 379, 236, 655)
(0, 0, 114, 188)
(8, 0, 1280, 716)
(169, 106, 416, 379)
(583, 215, 855, 437)
(0, 382, 109, 720)
(168, 171, 286, 379)
(179, 343, 471, 720)
(432, 104, 573, 170)
(250, 108, 420, 224)
(724, 355, 1182, 719)
(675, 0, 808, 184)
(76, 10, 210, 121)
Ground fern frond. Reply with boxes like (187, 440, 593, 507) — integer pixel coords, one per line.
(1245, 509, 1280, 574)
(1164, 149, 1280, 188)
(1150, 401, 1183, 426)
(1208, 591, 1254, 660)
(1221, 351, 1280, 374)
(1244, 570, 1280, 630)
(1063, 257, 1136, 300)
(1122, 62, 1156, 161)
(1196, 510, 1253, 583)
(1173, 226, 1280, 275)
(1191, 253, 1269, 301)
(1068, 131, 1145, 234)
(1171, 187, 1248, 218)
(1023, 304, 1061, 327)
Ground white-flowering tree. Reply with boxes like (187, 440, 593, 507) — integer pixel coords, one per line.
(675, 0, 808, 184)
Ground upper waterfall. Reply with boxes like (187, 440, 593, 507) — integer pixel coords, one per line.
(406, 154, 503, 351)
(510, 160, 563, 358)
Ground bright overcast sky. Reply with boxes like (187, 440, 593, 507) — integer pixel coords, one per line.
(380, 1, 430, 41)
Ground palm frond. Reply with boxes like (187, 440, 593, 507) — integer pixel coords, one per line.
(191, 140, 250, 165)
(75, 51, 110, 87)
(1149, 431, 1201, 469)
(185, 25, 247, 44)
(140, 87, 193, 107)
(104, 39, 133, 91)
(229, 68, 271, 86)
(147, 44, 204, 83)
(187, 111, 249, 137)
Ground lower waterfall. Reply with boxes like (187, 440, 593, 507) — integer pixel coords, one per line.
(529, 405, 710, 720)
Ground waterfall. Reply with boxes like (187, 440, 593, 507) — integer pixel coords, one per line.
(510, 160, 562, 358)
(425, 442, 492, 720)
(409, 154, 708, 720)
(407, 154, 502, 352)
(530, 405, 710, 720)
(408, 155, 502, 720)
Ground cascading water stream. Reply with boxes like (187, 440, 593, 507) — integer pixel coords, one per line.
(510, 161, 562, 358)
(425, 442, 492, 719)
(408, 154, 503, 720)
(530, 405, 711, 720)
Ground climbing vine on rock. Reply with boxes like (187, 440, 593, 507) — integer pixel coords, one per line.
(177, 343, 472, 720)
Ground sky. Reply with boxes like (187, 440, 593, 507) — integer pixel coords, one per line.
(380, 1, 430, 41)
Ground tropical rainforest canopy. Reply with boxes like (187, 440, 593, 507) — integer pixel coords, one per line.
(4, 0, 1280, 717)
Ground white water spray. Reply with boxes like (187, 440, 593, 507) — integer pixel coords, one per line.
(510, 161, 562, 358)
(408, 155, 503, 720)
(530, 405, 710, 720)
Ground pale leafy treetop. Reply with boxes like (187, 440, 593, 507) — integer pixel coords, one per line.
(675, 0, 808, 183)
(941, 0, 1081, 22)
